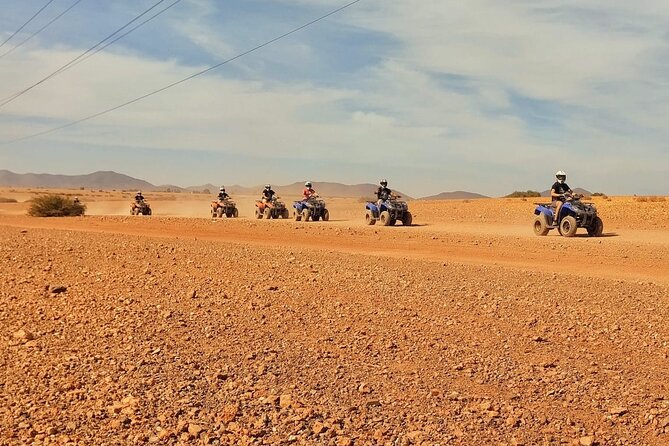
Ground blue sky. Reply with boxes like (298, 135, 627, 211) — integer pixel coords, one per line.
(0, 0, 667, 196)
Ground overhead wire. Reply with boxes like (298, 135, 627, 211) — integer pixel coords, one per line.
(0, 0, 363, 146)
(67, 0, 183, 72)
(0, 0, 56, 50)
(0, 0, 175, 108)
(0, 0, 86, 59)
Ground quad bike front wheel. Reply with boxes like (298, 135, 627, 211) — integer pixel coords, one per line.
(322, 209, 330, 221)
(587, 216, 604, 237)
(302, 208, 311, 222)
(232, 208, 239, 218)
(365, 210, 376, 225)
(264, 208, 272, 219)
(294, 210, 302, 221)
(402, 211, 412, 226)
(282, 209, 290, 219)
(559, 216, 578, 237)
(380, 211, 392, 226)
(255, 208, 263, 219)
(533, 214, 550, 236)
(217, 207, 224, 218)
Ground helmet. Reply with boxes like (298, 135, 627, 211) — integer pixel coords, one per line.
(380, 179, 388, 187)
(305, 181, 312, 188)
(555, 170, 566, 183)
(137, 191, 141, 194)
(264, 184, 271, 189)
(219, 186, 225, 191)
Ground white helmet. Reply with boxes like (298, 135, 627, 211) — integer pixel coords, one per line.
(305, 181, 312, 187)
(264, 184, 271, 189)
(555, 170, 566, 183)
(219, 186, 225, 191)
(137, 191, 142, 194)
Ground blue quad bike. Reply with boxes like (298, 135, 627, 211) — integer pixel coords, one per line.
(365, 198, 412, 226)
(293, 198, 330, 222)
(533, 194, 603, 237)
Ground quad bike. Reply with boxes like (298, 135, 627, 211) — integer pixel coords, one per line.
(130, 200, 152, 216)
(255, 197, 290, 220)
(533, 193, 603, 237)
(365, 195, 412, 226)
(293, 196, 330, 222)
(211, 199, 239, 218)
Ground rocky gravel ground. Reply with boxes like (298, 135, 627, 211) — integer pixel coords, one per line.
(1, 222, 669, 445)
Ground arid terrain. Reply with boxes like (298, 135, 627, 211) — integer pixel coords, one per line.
(1, 188, 669, 445)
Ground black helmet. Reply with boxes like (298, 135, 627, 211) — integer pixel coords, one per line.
(380, 179, 388, 187)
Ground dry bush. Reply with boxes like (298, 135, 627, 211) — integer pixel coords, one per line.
(28, 194, 86, 217)
(635, 196, 648, 203)
(0, 197, 18, 203)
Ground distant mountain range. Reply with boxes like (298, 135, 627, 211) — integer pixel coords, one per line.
(419, 191, 489, 200)
(0, 170, 411, 199)
(0, 170, 595, 199)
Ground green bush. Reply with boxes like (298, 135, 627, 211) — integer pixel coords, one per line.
(505, 190, 541, 198)
(28, 194, 86, 217)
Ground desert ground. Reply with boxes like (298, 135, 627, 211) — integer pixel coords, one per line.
(1, 188, 669, 445)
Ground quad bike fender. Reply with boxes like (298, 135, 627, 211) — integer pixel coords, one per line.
(366, 203, 380, 216)
(293, 201, 305, 212)
(534, 205, 553, 220)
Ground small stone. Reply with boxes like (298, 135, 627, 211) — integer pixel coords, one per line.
(312, 421, 327, 435)
(366, 399, 382, 408)
(579, 436, 594, 446)
(188, 423, 203, 436)
(336, 436, 353, 446)
(279, 394, 292, 409)
(50, 286, 67, 294)
(221, 404, 238, 423)
(609, 407, 628, 416)
(190, 290, 197, 298)
(13, 329, 35, 341)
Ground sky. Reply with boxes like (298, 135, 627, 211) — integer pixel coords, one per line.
(0, 0, 668, 197)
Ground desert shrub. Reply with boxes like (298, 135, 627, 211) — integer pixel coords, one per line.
(28, 194, 86, 217)
(635, 196, 648, 203)
(0, 197, 18, 203)
(505, 190, 541, 198)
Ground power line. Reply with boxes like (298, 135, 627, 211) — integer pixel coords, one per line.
(0, 0, 56, 50)
(0, 0, 176, 108)
(0, 0, 363, 146)
(0, 0, 85, 59)
(68, 0, 183, 72)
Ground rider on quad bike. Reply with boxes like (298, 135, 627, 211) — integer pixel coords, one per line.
(550, 171, 573, 225)
(261, 184, 276, 204)
(217, 186, 230, 201)
(135, 191, 145, 203)
(376, 179, 392, 208)
(302, 181, 317, 201)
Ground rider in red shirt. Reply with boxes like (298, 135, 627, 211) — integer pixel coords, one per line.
(302, 181, 317, 201)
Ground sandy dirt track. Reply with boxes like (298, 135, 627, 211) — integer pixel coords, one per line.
(2, 195, 669, 445)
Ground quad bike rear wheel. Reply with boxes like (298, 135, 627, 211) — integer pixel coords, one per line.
(322, 209, 330, 221)
(533, 214, 550, 236)
(380, 211, 391, 226)
(402, 211, 412, 226)
(312, 213, 320, 222)
(587, 216, 604, 237)
(560, 216, 578, 237)
(365, 210, 376, 225)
